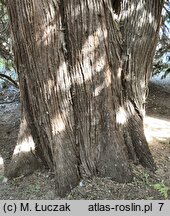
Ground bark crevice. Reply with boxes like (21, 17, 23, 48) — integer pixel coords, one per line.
(6, 0, 163, 197)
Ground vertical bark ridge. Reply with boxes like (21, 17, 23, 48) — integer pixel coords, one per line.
(6, 0, 164, 196)
(7, 0, 81, 196)
(119, 0, 164, 170)
(61, 0, 132, 181)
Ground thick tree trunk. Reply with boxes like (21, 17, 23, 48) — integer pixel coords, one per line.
(117, 0, 163, 168)
(6, 0, 164, 197)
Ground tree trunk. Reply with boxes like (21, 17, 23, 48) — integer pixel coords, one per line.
(6, 0, 164, 197)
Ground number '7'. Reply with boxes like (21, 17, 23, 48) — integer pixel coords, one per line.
(158, 203, 164, 211)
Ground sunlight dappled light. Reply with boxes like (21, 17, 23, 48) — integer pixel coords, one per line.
(82, 27, 107, 55)
(140, 81, 147, 102)
(36, 2, 56, 46)
(93, 68, 111, 96)
(51, 114, 66, 135)
(74, 54, 105, 85)
(0, 156, 3, 166)
(0, 156, 4, 175)
(120, 1, 156, 30)
(45, 79, 55, 97)
(136, 1, 143, 11)
(44, 62, 70, 94)
(72, 1, 95, 18)
(94, 83, 105, 97)
(13, 136, 35, 155)
(144, 116, 170, 142)
(41, 24, 56, 45)
(116, 106, 127, 124)
(55, 62, 69, 91)
(148, 12, 154, 24)
(117, 67, 122, 78)
(45, 25, 108, 92)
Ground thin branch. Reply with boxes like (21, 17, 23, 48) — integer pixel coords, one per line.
(0, 73, 19, 88)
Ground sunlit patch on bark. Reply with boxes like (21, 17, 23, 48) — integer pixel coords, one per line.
(92, 68, 112, 97)
(44, 63, 70, 93)
(82, 26, 107, 54)
(41, 24, 56, 45)
(0, 156, 3, 165)
(121, 1, 156, 29)
(13, 136, 35, 155)
(0, 156, 4, 175)
(136, 1, 143, 11)
(148, 12, 155, 24)
(51, 114, 66, 135)
(116, 106, 127, 124)
(95, 56, 105, 73)
(117, 67, 122, 78)
(36, 2, 56, 46)
(74, 55, 105, 84)
(58, 63, 70, 90)
(130, 3, 135, 13)
(94, 83, 105, 97)
(44, 79, 55, 97)
(140, 81, 147, 102)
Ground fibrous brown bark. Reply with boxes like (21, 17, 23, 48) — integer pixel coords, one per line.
(6, 0, 164, 197)
(118, 0, 163, 168)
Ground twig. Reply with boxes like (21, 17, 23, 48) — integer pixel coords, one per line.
(0, 73, 19, 88)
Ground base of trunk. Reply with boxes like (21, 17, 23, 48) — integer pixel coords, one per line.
(6, 151, 41, 178)
(6, 116, 41, 178)
(125, 114, 156, 172)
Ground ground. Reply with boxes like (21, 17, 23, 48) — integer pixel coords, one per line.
(0, 81, 170, 200)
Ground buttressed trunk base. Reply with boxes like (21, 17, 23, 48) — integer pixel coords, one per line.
(6, 0, 163, 197)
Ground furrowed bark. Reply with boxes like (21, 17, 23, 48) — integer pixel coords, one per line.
(119, 0, 164, 170)
(6, 0, 164, 197)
